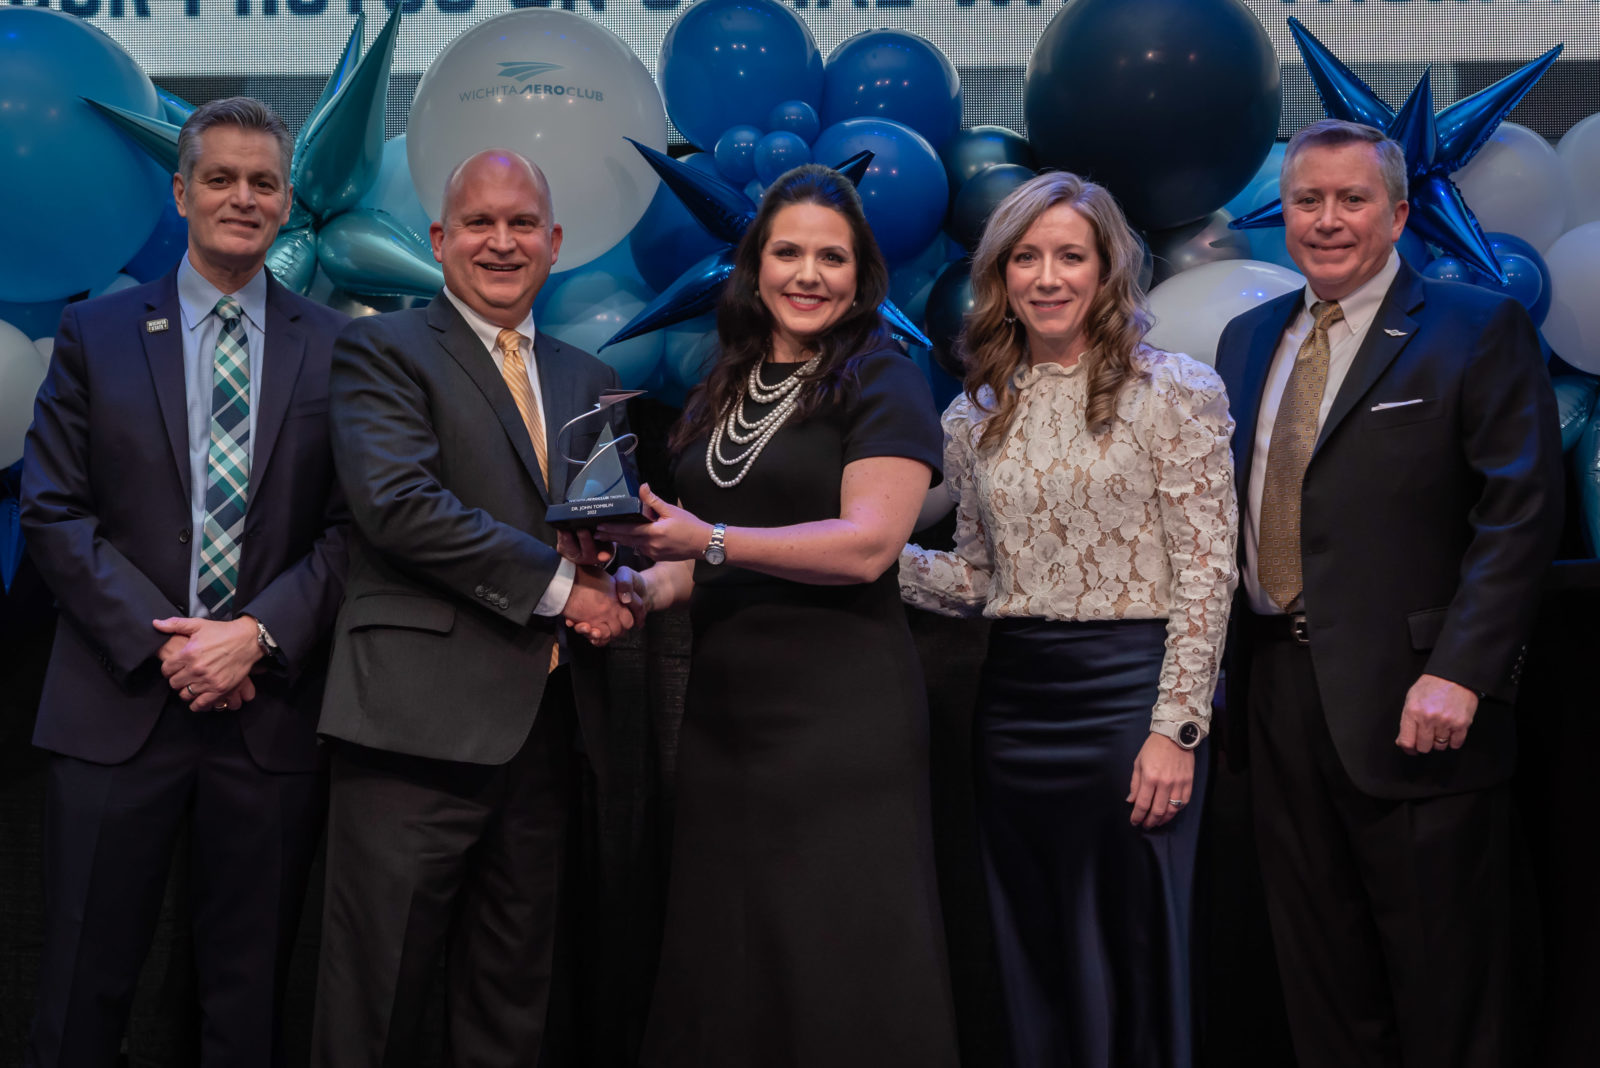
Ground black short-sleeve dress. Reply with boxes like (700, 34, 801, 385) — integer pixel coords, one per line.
(640, 350, 960, 1068)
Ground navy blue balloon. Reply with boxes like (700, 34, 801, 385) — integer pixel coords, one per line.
(821, 29, 963, 151)
(1424, 252, 1545, 319)
(1396, 229, 1433, 273)
(714, 125, 763, 186)
(941, 125, 1037, 204)
(124, 199, 190, 284)
(1487, 231, 1552, 325)
(811, 118, 947, 265)
(628, 164, 726, 294)
(1024, 0, 1279, 231)
(923, 258, 976, 378)
(659, 0, 824, 152)
(768, 100, 821, 145)
(754, 132, 812, 186)
(948, 164, 1036, 254)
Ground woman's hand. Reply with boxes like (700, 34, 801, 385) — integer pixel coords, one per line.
(598, 484, 713, 563)
(1127, 732, 1195, 830)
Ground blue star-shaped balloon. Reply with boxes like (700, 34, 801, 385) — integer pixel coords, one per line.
(84, 9, 441, 301)
(602, 141, 929, 350)
(1231, 16, 1561, 283)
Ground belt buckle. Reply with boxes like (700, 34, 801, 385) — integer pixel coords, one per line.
(1290, 613, 1310, 645)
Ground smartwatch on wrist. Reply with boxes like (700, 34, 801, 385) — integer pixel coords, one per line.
(1151, 719, 1205, 750)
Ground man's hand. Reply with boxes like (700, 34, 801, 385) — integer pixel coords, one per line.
(561, 566, 634, 647)
(555, 528, 615, 568)
(1397, 673, 1479, 754)
(152, 616, 263, 711)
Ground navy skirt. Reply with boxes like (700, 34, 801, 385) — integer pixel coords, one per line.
(977, 617, 1205, 1068)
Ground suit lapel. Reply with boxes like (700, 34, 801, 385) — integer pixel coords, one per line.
(1313, 265, 1424, 457)
(139, 272, 192, 502)
(248, 273, 306, 501)
(427, 296, 552, 502)
(1229, 291, 1304, 497)
(534, 334, 581, 504)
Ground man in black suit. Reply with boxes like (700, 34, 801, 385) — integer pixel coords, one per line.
(21, 97, 348, 1067)
(310, 148, 635, 1068)
(1214, 119, 1562, 1068)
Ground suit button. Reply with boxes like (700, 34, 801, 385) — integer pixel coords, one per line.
(474, 584, 486, 598)
(178, 528, 190, 544)
(497, 596, 508, 609)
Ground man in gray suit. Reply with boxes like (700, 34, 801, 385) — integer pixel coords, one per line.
(311, 149, 634, 1068)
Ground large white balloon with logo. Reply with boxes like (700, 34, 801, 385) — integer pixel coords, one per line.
(407, 9, 666, 273)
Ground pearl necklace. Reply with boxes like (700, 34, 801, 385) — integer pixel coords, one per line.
(705, 354, 822, 488)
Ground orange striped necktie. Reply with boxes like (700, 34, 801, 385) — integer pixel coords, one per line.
(496, 327, 561, 672)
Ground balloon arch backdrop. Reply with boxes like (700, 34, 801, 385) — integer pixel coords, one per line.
(4, 0, 1600, 581)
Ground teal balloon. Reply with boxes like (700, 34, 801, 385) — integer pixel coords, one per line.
(265, 227, 319, 295)
(292, 6, 402, 219)
(662, 314, 719, 388)
(355, 135, 433, 244)
(1553, 375, 1599, 453)
(0, 9, 167, 302)
(821, 29, 962, 151)
(315, 210, 444, 298)
(83, 99, 181, 176)
(156, 87, 196, 126)
(659, 0, 823, 152)
(542, 263, 665, 389)
(301, 13, 366, 150)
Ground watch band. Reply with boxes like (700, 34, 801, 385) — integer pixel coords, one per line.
(254, 617, 279, 659)
(1151, 719, 1205, 750)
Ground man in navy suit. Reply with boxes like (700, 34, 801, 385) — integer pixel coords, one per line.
(21, 97, 347, 1067)
(1215, 119, 1562, 1068)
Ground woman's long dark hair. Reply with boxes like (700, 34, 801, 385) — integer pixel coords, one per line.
(669, 164, 893, 454)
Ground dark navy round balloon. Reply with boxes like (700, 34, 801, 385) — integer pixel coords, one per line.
(940, 125, 1037, 205)
(923, 258, 977, 378)
(947, 164, 1036, 254)
(1024, 0, 1280, 231)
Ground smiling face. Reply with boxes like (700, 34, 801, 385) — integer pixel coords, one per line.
(430, 152, 563, 329)
(1003, 202, 1102, 366)
(173, 125, 292, 287)
(1282, 140, 1409, 301)
(757, 202, 859, 361)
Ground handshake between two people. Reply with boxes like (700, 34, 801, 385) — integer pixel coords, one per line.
(557, 483, 712, 647)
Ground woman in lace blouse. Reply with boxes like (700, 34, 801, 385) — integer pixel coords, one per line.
(902, 171, 1238, 1067)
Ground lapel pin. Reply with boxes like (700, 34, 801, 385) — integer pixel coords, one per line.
(1383, 328, 1408, 337)
(145, 318, 170, 333)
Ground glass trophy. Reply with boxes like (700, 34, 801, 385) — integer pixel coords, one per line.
(545, 389, 646, 529)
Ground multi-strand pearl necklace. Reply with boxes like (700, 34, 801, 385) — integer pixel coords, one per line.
(705, 354, 822, 488)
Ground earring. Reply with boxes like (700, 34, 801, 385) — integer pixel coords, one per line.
(1003, 311, 1017, 324)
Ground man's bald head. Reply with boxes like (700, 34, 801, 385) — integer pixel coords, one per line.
(439, 149, 555, 228)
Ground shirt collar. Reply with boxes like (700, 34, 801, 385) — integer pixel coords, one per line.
(1302, 249, 1401, 335)
(176, 254, 268, 335)
(1014, 355, 1085, 389)
(442, 286, 538, 357)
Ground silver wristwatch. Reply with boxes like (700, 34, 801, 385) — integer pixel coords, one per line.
(254, 617, 280, 660)
(1151, 719, 1205, 750)
(703, 522, 727, 566)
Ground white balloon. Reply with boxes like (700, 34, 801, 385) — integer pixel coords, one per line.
(1557, 113, 1600, 230)
(1145, 260, 1305, 367)
(407, 10, 666, 274)
(0, 318, 48, 467)
(1452, 122, 1569, 253)
(33, 336, 53, 368)
(1541, 221, 1600, 374)
(90, 272, 141, 298)
(538, 266, 665, 390)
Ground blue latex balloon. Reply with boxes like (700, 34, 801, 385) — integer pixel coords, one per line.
(1580, 408, 1600, 556)
(714, 125, 764, 186)
(542, 263, 666, 389)
(629, 169, 726, 294)
(890, 235, 959, 311)
(940, 125, 1036, 205)
(0, 298, 69, 342)
(1487, 231, 1552, 325)
(923, 258, 975, 378)
(662, 313, 720, 389)
(947, 164, 1036, 254)
(744, 179, 766, 204)
(1553, 375, 1599, 453)
(123, 198, 189, 283)
(821, 29, 963, 151)
(1025, 0, 1279, 231)
(1423, 253, 1544, 317)
(1396, 229, 1433, 272)
(768, 100, 821, 145)
(0, 9, 167, 302)
(811, 119, 947, 265)
(1223, 142, 1286, 218)
(754, 131, 811, 186)
(659, 0, 823, 152)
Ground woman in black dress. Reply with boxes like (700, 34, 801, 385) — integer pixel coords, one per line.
(593, 164, 959, 1068)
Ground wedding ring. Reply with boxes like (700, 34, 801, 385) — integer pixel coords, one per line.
(1434, 736, 1451, 745)
(184, 683, 196, 698)
(1168, 799, 1186, 807)
(214, 703, 228, 711)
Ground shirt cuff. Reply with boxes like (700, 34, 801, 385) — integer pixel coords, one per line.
(532, 558, 576, 618)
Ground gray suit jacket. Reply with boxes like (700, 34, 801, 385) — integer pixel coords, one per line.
(318, 293, 619, 783)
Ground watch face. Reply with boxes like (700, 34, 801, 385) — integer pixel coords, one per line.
(1178, 722, 1201, 748)
(704, 546, 725, 566)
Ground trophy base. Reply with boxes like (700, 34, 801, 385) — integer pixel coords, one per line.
(547, 495, 647, 530)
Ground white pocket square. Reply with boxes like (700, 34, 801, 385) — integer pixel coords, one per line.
(1370, 398, 1426, 412)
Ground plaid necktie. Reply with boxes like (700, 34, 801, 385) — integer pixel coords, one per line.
(1257, 299, 1344, 613)
(497, 329, 561, 671)
(197, 295, 250, 616)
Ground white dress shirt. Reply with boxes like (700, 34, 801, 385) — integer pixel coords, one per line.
(1242, 250, 1401, 614)
(441, 287, 575, 617)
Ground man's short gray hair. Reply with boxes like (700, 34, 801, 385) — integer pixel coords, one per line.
(1280, 118, 1409, 207)
(176, 97, 293, 184)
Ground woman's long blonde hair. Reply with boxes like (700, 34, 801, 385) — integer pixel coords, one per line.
(961, 171, 1153, 449)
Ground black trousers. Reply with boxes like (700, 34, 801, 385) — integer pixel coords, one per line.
(1246, 634, 1512, 1068)
(27, 697, 324, 1068)
(311, 671, 576, 1068)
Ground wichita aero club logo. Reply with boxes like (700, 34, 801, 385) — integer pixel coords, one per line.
(457, 61, 605, 103)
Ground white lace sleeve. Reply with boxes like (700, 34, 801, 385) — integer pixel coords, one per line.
(1141, 356, 1239, 730)
(900, 398, 994, 618)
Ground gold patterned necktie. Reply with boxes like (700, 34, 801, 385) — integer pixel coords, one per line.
(496, 328, 550, 488)
(1257, 299, 1344, 612)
